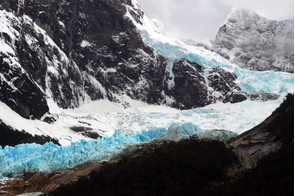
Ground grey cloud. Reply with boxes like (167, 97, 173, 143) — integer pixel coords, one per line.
(222, 0, 294, 19)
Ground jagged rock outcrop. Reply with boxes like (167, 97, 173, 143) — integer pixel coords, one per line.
(207, 67, 247, 103)
(229, 93, 294, 169)
(163, 59, 248, 109)
(214, 9, 294, 73)
(69, 126, 102, 139)
(166, 59, 208, 108)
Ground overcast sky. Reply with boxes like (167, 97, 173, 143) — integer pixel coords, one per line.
(136, 0, 294, 40)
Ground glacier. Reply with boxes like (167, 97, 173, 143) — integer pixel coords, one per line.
(131, 14, 294, 95)
(0, 123, 236, 178)
(140, 29, 294, 95)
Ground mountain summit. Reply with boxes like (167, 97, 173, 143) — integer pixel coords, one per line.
(214, 8, 294, 73)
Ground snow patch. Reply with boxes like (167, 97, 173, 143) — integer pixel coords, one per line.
(165, 61, 175, 90)
(86, 75, 106, 98)
(65, 99, 125, 114)
(80, 40, 92, 48)
(165, 96, 175, 106)
(17, 193, 43, 196)
(46, 66, 59, 76)
(151, 19, 165, 34)
(58, 20, 65, 29)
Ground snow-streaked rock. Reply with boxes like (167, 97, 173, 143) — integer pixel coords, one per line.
(214, 8, 294, 73)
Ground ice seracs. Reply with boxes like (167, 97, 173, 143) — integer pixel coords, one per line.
(0, 122, 236, 178)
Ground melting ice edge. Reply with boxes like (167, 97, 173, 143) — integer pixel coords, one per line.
(0, 122, 236, 178)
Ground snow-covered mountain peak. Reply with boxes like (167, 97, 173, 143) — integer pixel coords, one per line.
(225, 8, 263, 23)
(224, 8, 294, 33)
(226, 7, 294, 23)
(214, 8, 294, 73)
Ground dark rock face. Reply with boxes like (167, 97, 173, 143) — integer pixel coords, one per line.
(70, 126, 102, 139)
(230, 93, 294, 169)
(248, 91, 280, 101)
(167, 59, 208, 109)
(207, 68, 247, 103)
(160, 59, 253, 108)
(0, 120, 60, 148)
(0, 56, 49, 119)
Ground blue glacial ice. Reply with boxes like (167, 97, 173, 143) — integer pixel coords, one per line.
(141, 30, 294, 95)
(0, 123, 236, 178)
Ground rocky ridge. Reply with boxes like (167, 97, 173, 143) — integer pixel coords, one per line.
(184, 9, 294, 73)
(214, 9, 294, 73)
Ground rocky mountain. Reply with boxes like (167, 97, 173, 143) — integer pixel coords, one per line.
(214, 8, 294, 73)
(0, 0, 281, 121)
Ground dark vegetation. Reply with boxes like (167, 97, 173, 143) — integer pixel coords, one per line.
(47, 138, 240, 196)
(217, 136, 294, 196)
(46, 94, 294, 196)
